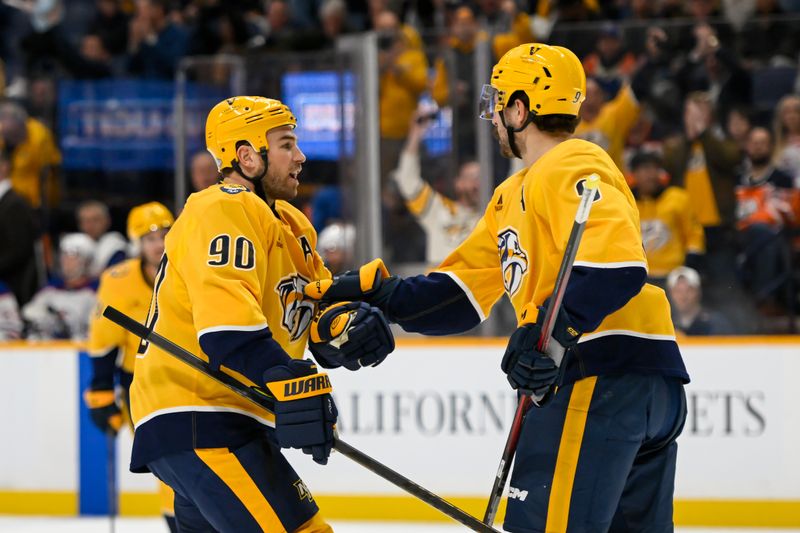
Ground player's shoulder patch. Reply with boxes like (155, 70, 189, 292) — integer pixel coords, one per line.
(219, 183, 249, 195)
(105, 258, 137, 280)
(575, 177, 602, 203)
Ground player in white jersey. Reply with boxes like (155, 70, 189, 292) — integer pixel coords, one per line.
(22, 233, 97, 340)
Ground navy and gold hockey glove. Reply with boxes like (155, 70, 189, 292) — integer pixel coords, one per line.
(263, 359, 337, 465)
(309, 301, 395, 371)
(83, 388, 123, 435)
(304, 258, 400, 312)
(501, 305, 581, 404)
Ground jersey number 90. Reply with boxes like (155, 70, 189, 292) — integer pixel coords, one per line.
(208, 235, 255, 270)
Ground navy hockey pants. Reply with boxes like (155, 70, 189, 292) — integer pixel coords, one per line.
(504, 374, 687, 533)
(148, 434, 332, 533)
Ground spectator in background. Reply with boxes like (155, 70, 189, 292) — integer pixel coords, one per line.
(88, 0, 130, 57)
(431, 5, 487, 163)
(311, 185, 343, 232)
(0, 282, 22, 340)
(737, 0, 797, 66)
(317, 0, 349, 46)
(581, 22, 636, 98)
(675, 23, 751, 125)
(76, 200, 127, 278)
(188, 3, 251, 56)
(667, 266, 735, 335)
(22, 233, 97, 340)
(0, 100, 61, 209)
(376, 8, 428, 182)
(478, 0, 534, 60)
(248, 0, 295, 50)
(663, 92, 741, 292)
(189, 151, 219, 191)
(726, 105, 753, 154)
(575, 77, 640, 171)
(544, 0, 602, 59)
(632, 151, 705, 286)
(317, 221, 355, 274)
(773, 94, 800, 183)
(0, 148, 39, 306)
(127, 0, 189, 79)
(392, 110, 481, 266)
(735, 126, 797, 305)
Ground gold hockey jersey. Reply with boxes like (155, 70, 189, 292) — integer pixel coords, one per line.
(88, 258, 153, 377)
(129, 182, 330, 471)
(428, 139, 687, 383)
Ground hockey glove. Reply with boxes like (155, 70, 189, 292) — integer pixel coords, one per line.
(83, 388, 123, 435)
(309, 301, 395, 371)
(304, 258, 401, 311)
(263, 359, 337, 465)
(501, 305, 581, 404)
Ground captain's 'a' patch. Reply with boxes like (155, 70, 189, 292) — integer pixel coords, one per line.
(575, 177, 602, 202)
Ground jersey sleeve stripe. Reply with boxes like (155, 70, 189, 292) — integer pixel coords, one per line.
(197, 323, 268, 339)
(578, 329, 676, 343)
(135, 405, 275, 430)
(438, 270, 487, 322)
(572, 260, 648, 270)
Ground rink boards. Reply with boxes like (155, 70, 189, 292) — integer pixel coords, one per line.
(0, 337, 798, 527)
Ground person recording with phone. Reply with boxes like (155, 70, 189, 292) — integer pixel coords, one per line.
(391, 106, 482, 266)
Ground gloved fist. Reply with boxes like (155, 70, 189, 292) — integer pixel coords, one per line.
(309, 301, 395, 370)
(304, 258, 400, 310)
(83, 388, 123, 435)
(263, 359, 337, 465)
(501, 304, 581, 405)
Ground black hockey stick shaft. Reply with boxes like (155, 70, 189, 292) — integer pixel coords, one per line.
(483, 174, 601, 526)
(102, 306, 500, 533)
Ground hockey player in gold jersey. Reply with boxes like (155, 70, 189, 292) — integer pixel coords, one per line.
(84, 201, 176, 529)
(306, 44, 689, 532)
(127, 96, 393, 532)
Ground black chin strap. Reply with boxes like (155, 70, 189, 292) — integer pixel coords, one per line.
(231, 147, 269, 201)
(500, 107, 534, 159)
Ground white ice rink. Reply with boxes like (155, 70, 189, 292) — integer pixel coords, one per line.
(0, 518, 797, 533)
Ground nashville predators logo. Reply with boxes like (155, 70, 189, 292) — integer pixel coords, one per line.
(293, 479, 313, 502)
(498, 228, 528, 296)
(275, 274, 316, 341)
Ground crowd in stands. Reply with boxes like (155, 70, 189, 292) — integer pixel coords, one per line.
(1, 0, 800, 336)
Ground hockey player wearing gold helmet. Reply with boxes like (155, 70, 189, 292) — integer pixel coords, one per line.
(127, 97, 393, 532)
(84, 201, 177, 530)
(306, 44, 688, 532)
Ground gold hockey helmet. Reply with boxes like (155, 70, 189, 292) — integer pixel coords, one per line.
(205, 96, 297, 172)
(480, 43, 586, 120)
(127, 202, 174, 241)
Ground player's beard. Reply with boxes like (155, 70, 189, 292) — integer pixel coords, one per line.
(492, 123, 516, 159)
(262, 167, 300, 202)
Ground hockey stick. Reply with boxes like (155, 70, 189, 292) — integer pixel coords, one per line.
(102, 306, 500, 533)
(483, 174, 601, 526)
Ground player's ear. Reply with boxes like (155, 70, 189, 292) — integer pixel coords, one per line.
(514, 98, 528, 128)
(236, 143, 254, 167)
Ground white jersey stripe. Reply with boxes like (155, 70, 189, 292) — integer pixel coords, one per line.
(197, 322, 268, 339)
(438, 271, 487, 322)
(573, 260, 648, 270)
(135, 405, 275, 430)
(578, 329, 676, 343)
